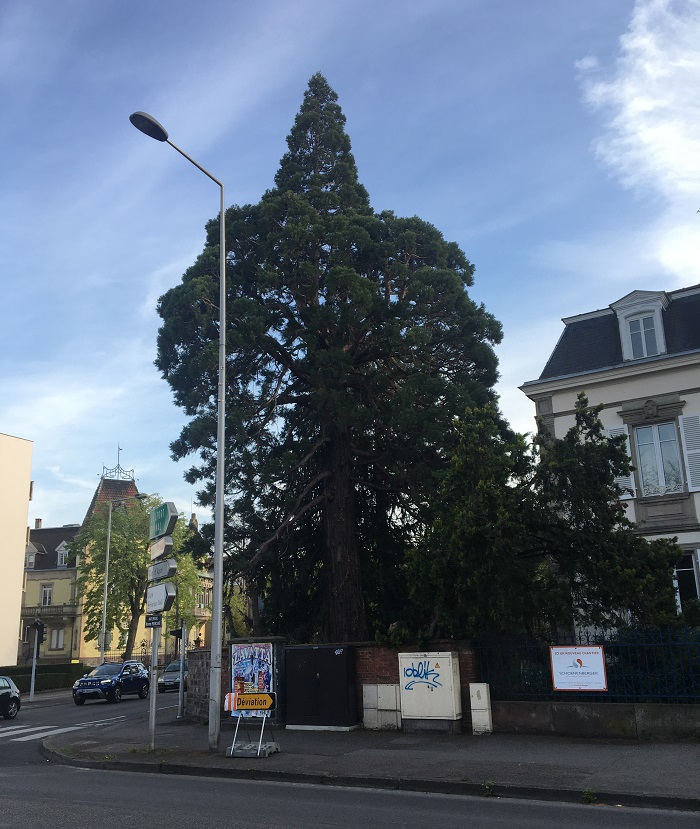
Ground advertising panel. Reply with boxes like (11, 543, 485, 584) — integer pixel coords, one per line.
(550, 646, 608, 691)
(230, 642, 274, 718)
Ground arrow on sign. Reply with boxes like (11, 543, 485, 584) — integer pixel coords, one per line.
(146, 581, 176, 613)
(149, 502, 178, 541)
(224, 692, 276, 712)
(149, 535, 173, 562)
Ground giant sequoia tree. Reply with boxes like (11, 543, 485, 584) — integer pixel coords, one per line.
(156, 74, 502, 641)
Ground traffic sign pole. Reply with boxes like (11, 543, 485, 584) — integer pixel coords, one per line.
(177, 617, 186, 719)
(149, 625, 160, 750)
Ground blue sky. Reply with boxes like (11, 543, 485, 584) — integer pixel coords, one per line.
(3, 0, 699, 528)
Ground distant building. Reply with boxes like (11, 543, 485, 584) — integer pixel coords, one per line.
(20, 521, 81, 664)
(521, 285, 700, 612)
(20, 464, 213, 665)
(0, 432, 32, 666)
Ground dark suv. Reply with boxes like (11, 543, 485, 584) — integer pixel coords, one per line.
(73, 661, 149, 705)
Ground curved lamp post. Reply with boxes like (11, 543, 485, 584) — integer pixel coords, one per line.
(100, 493, 148, 665)
(129, 112, 226, 752)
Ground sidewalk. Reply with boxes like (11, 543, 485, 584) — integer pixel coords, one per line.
(42, 715, 700, 812)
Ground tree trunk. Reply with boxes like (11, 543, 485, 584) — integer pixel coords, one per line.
(323, 421, 367, 642)
(124, 609, 141, 660)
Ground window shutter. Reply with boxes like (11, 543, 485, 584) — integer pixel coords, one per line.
(606, 426, 636, 499)
(680, 414, 700, 493)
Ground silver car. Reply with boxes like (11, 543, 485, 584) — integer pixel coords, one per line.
(157, 660, 188, 693)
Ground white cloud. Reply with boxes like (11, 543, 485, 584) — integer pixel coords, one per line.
(580, 0, 700, 202)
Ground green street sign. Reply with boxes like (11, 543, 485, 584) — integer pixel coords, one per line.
(149, 502, 178, 540)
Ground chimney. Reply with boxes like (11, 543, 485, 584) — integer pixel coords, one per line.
(35, 518, 43, 529)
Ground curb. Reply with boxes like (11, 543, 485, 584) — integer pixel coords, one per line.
(40, 742, 700, 812)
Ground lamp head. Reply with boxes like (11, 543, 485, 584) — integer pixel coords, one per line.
(129, 111, 168, 142)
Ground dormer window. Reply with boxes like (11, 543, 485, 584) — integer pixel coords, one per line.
(629, 315, 659, 359)
(57, 542, 69, 568)
(611, 290, 668, 362)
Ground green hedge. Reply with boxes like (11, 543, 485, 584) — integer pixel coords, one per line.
(0, 663, 89, 693)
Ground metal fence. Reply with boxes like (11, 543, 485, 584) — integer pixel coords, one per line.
(474, 628, 700, 704)
(101, 639, 197, 668)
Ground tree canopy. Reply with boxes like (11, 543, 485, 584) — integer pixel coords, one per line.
(156, 73, 502, 641)
(411, 395, 682, 638)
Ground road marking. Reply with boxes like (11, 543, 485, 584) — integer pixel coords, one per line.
(11, 725, 86, 742)
(0, 726, 51, 739)
(81, 715, 127, 726)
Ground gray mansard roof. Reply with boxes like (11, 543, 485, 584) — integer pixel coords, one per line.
(538, 285, 700, 381)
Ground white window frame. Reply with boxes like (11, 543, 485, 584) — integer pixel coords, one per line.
(50, 628, 65, 650)
(633, 422, 684, 498)
(25, 551, 35, 569)
(41, 583, 53, 607)
(611, 291, 668, 362)
(57, 543, 69, 568)
(620, 308, 666, 361)
(627, 314, 660, 359)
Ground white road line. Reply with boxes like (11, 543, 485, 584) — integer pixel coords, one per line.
(11, 725, 86, 742)
(81, 715, 127, 726)
(0, 726, 51, 739)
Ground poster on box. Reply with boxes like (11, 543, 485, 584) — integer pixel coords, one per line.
(550, 646, 608, 691)
(230, 642, 273, 717)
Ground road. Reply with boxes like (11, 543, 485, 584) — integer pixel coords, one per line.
(1, 692, 698, 828)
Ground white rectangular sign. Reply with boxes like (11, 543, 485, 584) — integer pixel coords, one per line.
(146, 581, 176, 613)
(550, 646, 608, 691)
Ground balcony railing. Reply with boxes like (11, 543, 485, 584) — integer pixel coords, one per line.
(23, 604, 78, 618)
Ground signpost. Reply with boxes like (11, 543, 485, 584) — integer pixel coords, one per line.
(146, 581, 176, 613)
(225, 692, 276, 711)
(148, 558, 177, 582)
(225, 691, 279, 758)
(149, 535, 173, 562)
(149, 502, 178, 541)
(147, 500, 179, 751)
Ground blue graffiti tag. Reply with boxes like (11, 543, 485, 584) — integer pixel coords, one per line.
(403, 660, 442, 690)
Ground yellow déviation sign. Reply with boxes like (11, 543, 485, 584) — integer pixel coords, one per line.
(225, 692, 275, 712)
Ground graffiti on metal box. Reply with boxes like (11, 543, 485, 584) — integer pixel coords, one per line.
(403, 659, 442, 690)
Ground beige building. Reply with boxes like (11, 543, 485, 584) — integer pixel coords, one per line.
(521, 285, 700, 611)
(0, 432, 33, 666)
(20, 468, 213, 665)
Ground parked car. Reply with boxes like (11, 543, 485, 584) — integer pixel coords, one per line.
(72, 661, 149, 705)
(0, 676, 21, 719)
(157, 660, 188, 693)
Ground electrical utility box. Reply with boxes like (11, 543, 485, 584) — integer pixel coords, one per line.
(398, 652, 462, 720)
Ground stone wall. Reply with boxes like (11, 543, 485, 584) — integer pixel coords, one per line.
(186, 647, 228, 722)
(493, 700, 700, 739)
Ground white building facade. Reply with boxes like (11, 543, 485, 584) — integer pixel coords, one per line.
(521, 286, 700, 612)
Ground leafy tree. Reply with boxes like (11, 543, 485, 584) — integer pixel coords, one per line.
(414, 395, 681, 637)
(156, 73, 502, 641)
(74, 496, 202, 658)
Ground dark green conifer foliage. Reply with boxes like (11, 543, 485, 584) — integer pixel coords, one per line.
(413, 395, 681, 638)
(156, 74, 502, 641)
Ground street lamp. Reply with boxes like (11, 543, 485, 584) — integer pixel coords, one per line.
(129, 112, 226, 752)
(100, 493, 148, 665)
